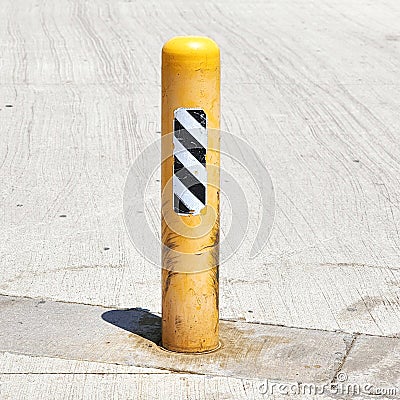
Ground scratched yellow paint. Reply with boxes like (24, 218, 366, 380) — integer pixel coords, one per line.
(161, 36, 220, 352)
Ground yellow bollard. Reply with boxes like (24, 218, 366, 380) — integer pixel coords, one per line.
(161, 36, 220, 353)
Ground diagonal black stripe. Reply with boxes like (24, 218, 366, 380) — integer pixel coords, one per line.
(187, 109, 206, 128)
(174, 119, 205, 151)
(174, 194, 191, 214)
(174, 156, 184, 172)
(174, 121, 206, 165)
(174, 164, 206, 204)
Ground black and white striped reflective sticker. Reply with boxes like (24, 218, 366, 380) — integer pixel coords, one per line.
(173, 108, 207, 215)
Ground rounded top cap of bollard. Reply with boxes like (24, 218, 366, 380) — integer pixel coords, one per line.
(162, 36, 220, 62)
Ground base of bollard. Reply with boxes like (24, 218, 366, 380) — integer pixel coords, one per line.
(159, 340, 222, 355)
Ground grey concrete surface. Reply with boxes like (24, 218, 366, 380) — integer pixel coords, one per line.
(339, 335, 400, 393)
(0, 353, 390, 400)
(0, 351, 375, 400)
(1, 0, 400, 398)
(0, 295, 350, 382)
(0, 294, 399, 399)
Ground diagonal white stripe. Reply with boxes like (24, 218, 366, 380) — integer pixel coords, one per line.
(173, 138, 207, 184)
(174, 108, 207, 149)
(173, 175, 205, 214)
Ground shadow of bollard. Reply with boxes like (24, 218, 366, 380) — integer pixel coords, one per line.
(101, 308, 161, 345)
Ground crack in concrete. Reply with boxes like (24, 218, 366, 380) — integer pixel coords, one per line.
(330, 333, 359, 384)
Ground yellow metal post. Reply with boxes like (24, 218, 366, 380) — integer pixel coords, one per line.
(161, 36, 220, 353)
